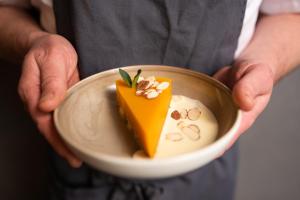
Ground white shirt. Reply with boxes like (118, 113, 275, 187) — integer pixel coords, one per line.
(1, 0, 300, 58)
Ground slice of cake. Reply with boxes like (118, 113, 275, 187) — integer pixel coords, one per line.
(116, 69, 172, 157)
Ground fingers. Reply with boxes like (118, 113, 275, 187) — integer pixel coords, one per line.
(214, 64, 274, 111)
(36, 114, 82, 168)
(213, 63, 275, 157)
(19, 55, 82, 168)
(237, 93, 271, 135)
(18, 54, 41, 115)
(38, 60, 79, 112)
(67, 67, 80, 87)
(35, 57, 82, 167)
(213, 66, 231, 85)
(224, 92, 272, 152)
(232, 64, 274, 111)
(19, 58, 82, 167)
(37, 55, 69, 112)
(18, 34, 81, 168)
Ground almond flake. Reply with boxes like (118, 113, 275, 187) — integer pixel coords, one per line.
(182, 126, 200, 141)
(152, 81, 159, 88)
(156, 89, 163, 94)
(177, 121, 187, 129)
(156, 82, 169, 90)
(136, 90, 144, 96)
(137, 80, 152, 90)
(137, 76, 144, 83)
(166, 132, 183, 142)
(188, 124, 200, 133)
(146, 90, 159, 99)
(179, 108, 188, 119)
(171, 110, 181, 120)
(187, 108, 201, 121)
(143, 88, 156, 95)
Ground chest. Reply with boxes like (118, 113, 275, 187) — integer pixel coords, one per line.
(53, 0, 248, 77)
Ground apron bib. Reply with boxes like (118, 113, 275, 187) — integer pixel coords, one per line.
(50, 1, 246, 199)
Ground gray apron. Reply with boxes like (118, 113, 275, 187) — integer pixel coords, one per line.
(50, 0, 246, 199)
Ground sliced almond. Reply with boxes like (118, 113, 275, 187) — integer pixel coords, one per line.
(137, 80, 152, 90)
(187, 108, 201, 121)
(143, 88, 156, 95)
(137, 76, 144, 83)
(146, 90, 159, 99)
(152, 81, 159, 88)
(188, 124, 200, 133)
(177, 121, 187, 129)
(156, 89, 163, 94)
(156, 82, 169, 90)
(171, 110, 181, 120)
(179, 108, 188, 119)
(166, 132, 183, 142)
(135, 90, 144, 96)
(182, 126, 200, 141)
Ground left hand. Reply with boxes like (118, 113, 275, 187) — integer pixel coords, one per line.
(18, 34, 82, 167)
(213, 60, 275, 153)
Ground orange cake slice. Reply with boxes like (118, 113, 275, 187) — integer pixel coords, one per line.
(116, 69, 172, 157)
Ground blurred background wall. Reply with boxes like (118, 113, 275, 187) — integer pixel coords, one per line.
(235, 66, 300, 200)
(0, 60, 299, 200)
(0, 60, 49, 200)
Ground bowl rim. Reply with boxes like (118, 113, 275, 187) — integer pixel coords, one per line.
(54, 65, 242, 166)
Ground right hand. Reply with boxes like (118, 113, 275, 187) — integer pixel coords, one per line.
(18, 33, 82, 167)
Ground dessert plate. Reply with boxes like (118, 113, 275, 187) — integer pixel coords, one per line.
(54, 65, 241, 179)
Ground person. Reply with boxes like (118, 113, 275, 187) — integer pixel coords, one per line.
(0, 0, 300, 199)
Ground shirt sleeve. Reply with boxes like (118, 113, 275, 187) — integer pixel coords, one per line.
(260, 0, 300, 14)
(0, 0, 31, 8)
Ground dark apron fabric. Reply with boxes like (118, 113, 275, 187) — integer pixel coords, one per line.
(54, 0, 246, 77)
(51, 0, 246, 199)
(49, 144, 239, 200)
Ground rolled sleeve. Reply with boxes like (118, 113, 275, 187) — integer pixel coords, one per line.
(261, 0, 300, 14)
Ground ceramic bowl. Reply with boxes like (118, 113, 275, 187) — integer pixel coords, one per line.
(54, 65, 241, 179)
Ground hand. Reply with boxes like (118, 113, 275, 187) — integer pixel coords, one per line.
(18, 33, 82, 167)
(213, 61, 275, 152)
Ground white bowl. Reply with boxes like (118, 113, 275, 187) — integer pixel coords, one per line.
(54, 65, 241, 179)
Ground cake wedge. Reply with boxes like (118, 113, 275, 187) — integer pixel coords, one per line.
(116, 69, 172, 157)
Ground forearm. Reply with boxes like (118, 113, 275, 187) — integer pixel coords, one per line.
(0, 6, 48, 62)
(237, 14, 300, 83)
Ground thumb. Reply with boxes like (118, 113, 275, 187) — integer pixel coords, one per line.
(38, 60, 68, 112)
(232, 64, 274, 111)
(213, 66, 231, 85)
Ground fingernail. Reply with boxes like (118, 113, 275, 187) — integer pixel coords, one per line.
(40, 92, 54, 103)
(244, 92, 254, 109)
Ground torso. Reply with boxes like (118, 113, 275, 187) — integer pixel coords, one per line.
(2, 0, 263, 59)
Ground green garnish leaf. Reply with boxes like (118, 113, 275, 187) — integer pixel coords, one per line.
(132, 69, 142, 88)
(119, 68, 132, 87)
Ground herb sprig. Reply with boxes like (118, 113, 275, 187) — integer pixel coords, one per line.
(118, 68, 141, 88)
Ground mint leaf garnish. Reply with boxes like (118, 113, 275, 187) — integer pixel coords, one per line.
(132, 69, 142, 88)
(118, 68, 142, 88)
(119, 68, 132, 87)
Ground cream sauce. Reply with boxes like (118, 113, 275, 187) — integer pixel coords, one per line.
(155, 95, 218, 158)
